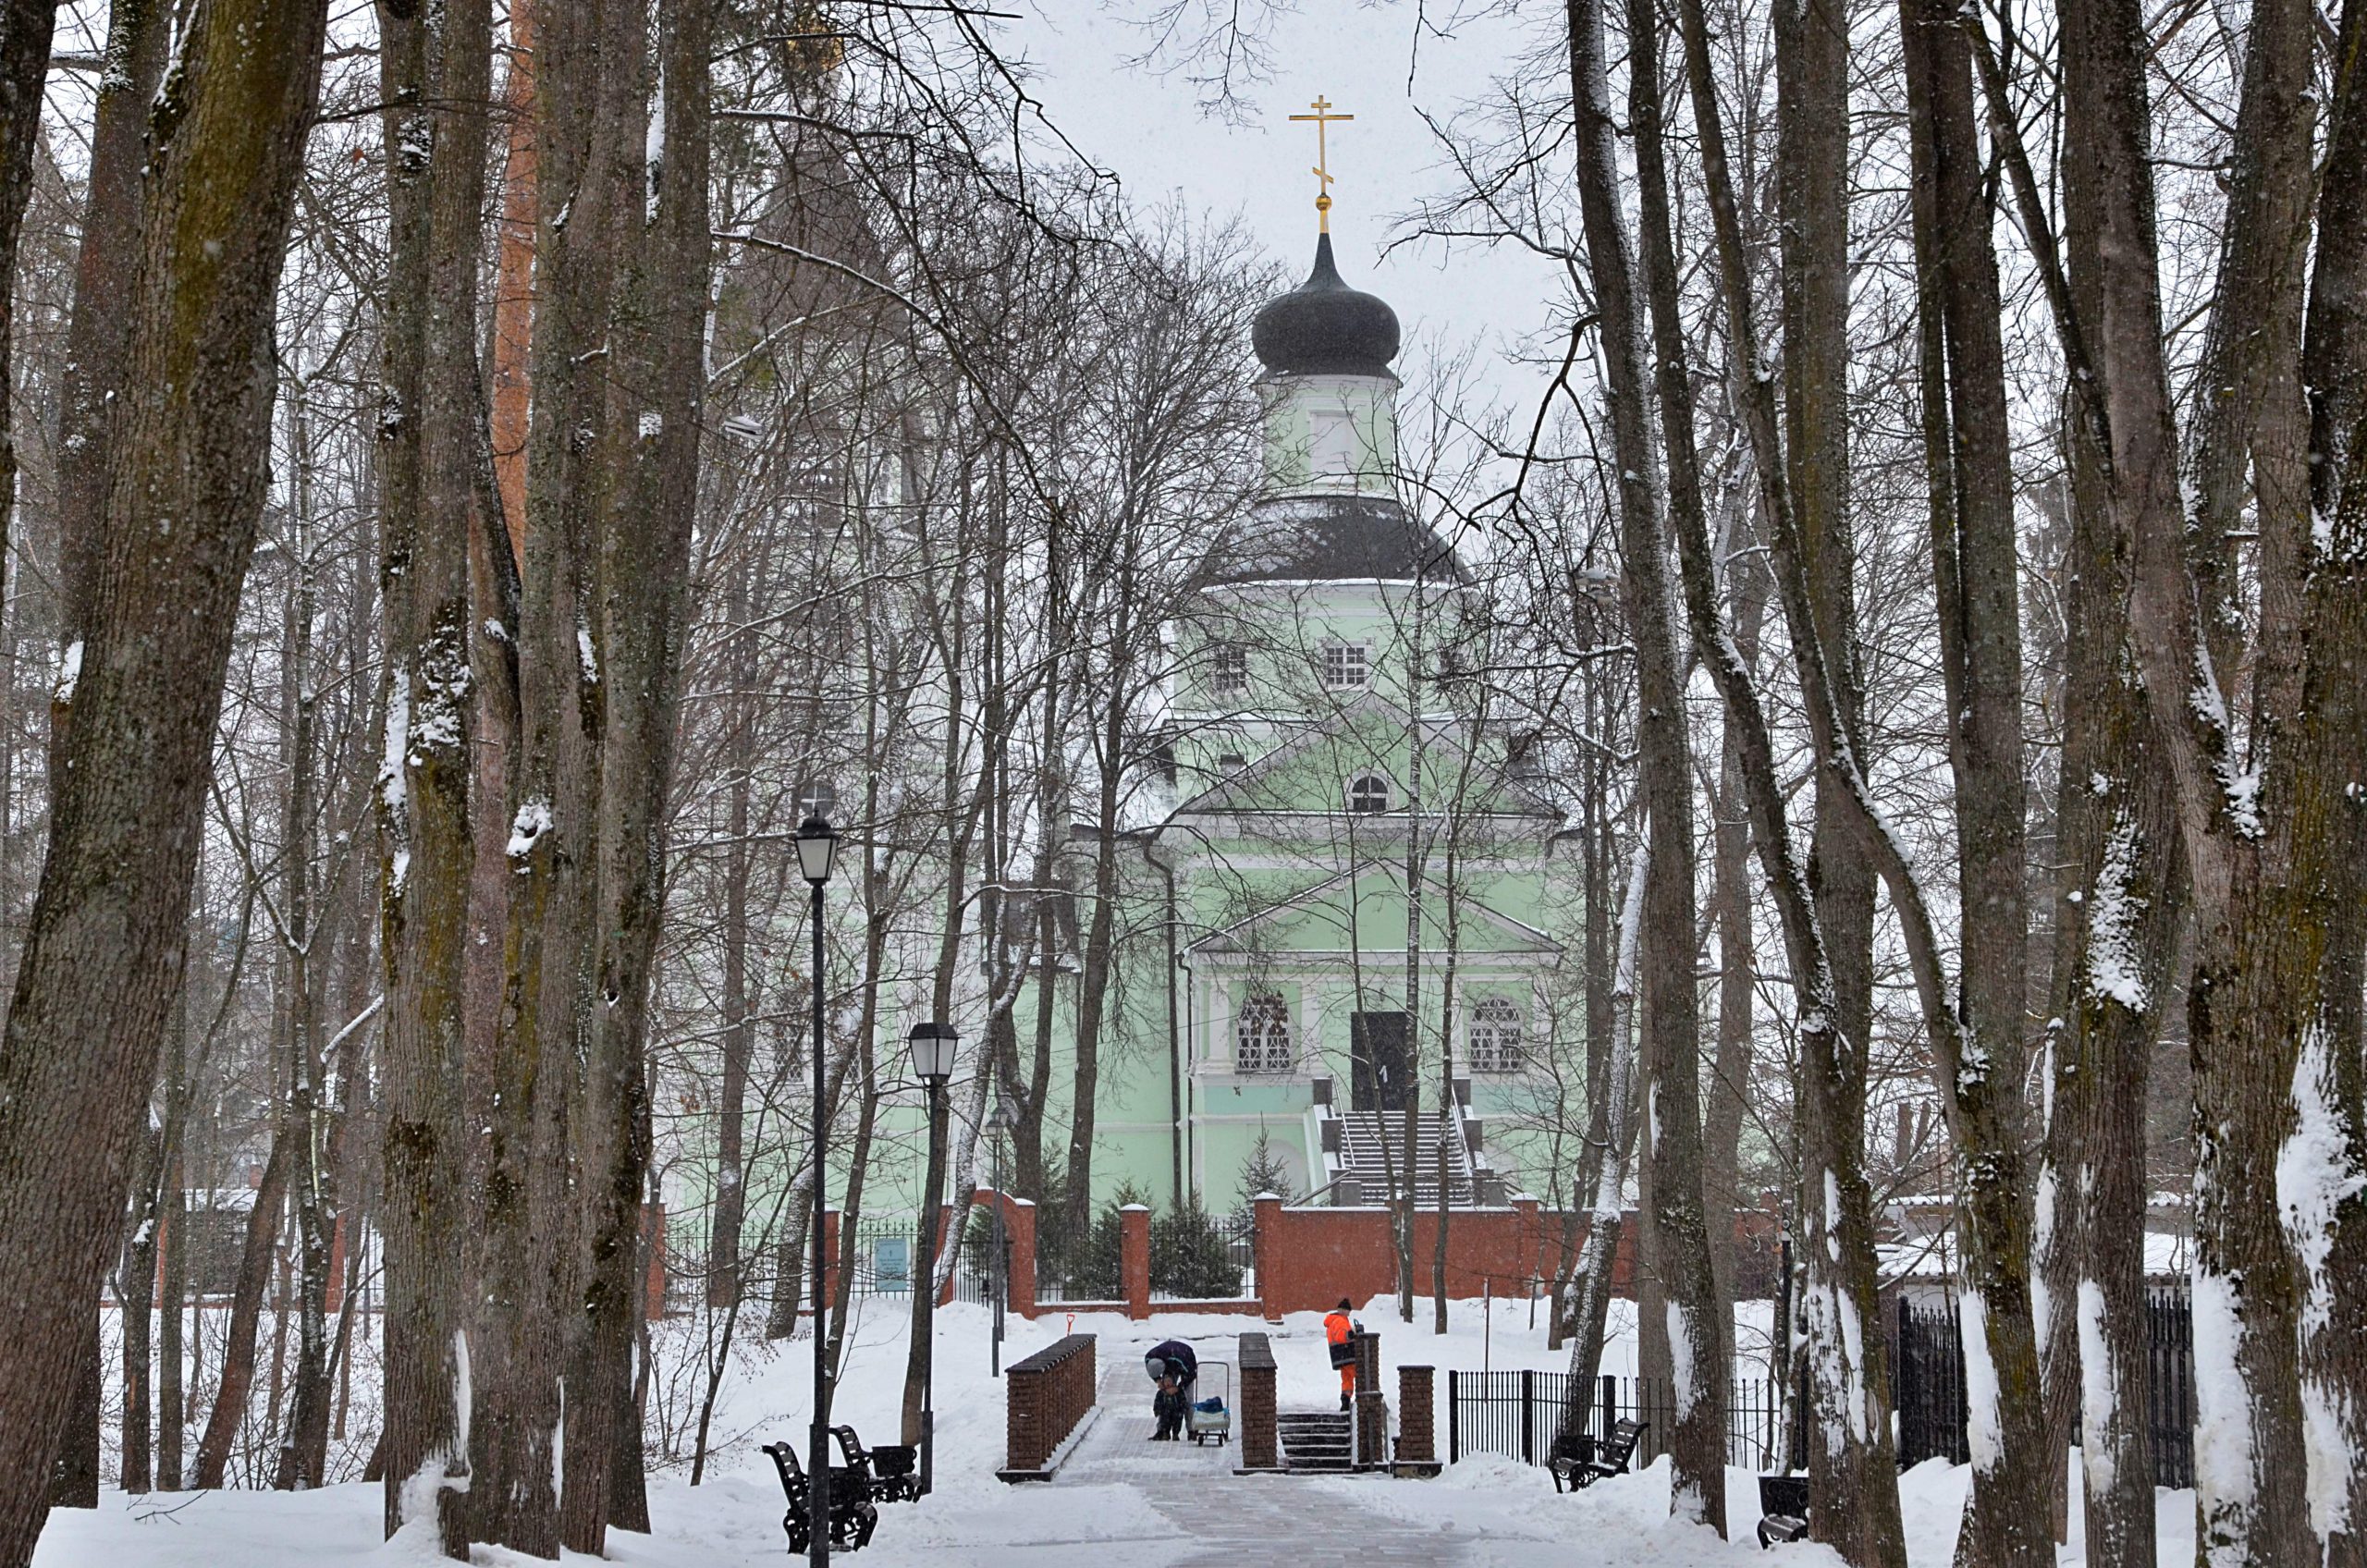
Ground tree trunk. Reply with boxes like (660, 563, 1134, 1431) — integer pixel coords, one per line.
(120, 1111, 164, 1493)
(1661, 0, 1908, 1554)
(0, 0, 61, 586)
(1704, 539, 1767, 1378)
(558, 0, 708, 1548)
(274, 391, 337, 1493)
(374, 0, 488, 1546)
(2066, 0, 2329, 1554)
(194, 1131, 291, 1488)
(157, 992, 188, 1492)
(1558, 842, 1646, 1413)
(709, 567, 754, 1309)
(52, 0, 166, 704)
(49, 1313, 101, 1507)
(1894, 3, 2050, 1558)
(0, 3, 330, 1548)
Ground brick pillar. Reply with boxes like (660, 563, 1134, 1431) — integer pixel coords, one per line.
(1252, 1193, 1282, 1321)
(642, 1201, 668, 1320)
(1009, 1197, 1038, 1319)
(1121, 1203, 1151, 1319)
(1396, 1365, 1435, 1465)
(1353, 1330, 1385, 1468)
(1238, 1332, 1280, 1470)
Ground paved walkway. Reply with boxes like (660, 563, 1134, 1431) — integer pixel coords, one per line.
(1060, 1365, 1481, 1566)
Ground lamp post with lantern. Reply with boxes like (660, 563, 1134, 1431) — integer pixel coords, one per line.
(904, 1021, 959, 1497)
(794, 815, 838, 1567)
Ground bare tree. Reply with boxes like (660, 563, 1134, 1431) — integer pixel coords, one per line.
(0, 0, 331, 1550)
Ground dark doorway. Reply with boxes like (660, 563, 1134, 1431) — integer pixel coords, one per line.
(1351, 1011, 1412, 1112)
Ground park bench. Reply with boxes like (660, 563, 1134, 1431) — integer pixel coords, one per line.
(833, 1424, 923, 1503)
(1549, 1418, 1648, 1492)
(761, 1439, 879, 1553)
(1756, 1473, 1810, 1548)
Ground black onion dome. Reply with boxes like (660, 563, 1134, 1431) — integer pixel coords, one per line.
(1251, 233, 1401, 377)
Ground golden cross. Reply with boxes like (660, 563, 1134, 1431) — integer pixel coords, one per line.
(1288, 95, 1355, 232)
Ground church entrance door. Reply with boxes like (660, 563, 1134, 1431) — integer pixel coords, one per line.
(1350, 1011, 1412, 1112)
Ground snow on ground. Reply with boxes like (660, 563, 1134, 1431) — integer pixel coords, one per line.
(34, 1294, 2199, 1567)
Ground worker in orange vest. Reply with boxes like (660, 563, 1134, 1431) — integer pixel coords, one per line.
(1324, 1298, 1357, 1412)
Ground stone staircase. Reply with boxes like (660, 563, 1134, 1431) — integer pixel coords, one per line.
(1336, 1110, 1474, 1206)
(1276, 1409, 1355, 1473)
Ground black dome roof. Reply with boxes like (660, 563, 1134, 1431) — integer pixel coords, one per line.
(1213, 495, 1467, 585)
(1251, 233, 1401, 378)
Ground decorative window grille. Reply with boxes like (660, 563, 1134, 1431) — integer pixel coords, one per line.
(1346, 774, 1391, 814)
(1323, 642, 1371, 690)
(1235, 993, 1294, 1074)
(1469, 998, 1527, 1073)
(1211, 644, 1249, 697)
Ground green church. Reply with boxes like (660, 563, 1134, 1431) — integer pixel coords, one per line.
(670, 216, 1588, 1301)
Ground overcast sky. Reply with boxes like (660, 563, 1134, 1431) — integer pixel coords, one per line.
(1009, 0, 1567, 423)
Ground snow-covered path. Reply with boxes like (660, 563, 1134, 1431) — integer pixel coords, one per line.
(1058, 1363, 1488, 1565)
(27, 1300, 2201, 1566)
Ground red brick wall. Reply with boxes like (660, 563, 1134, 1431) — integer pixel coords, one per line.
(1250, 1195, 1640, 1317)
(929, 1190, 1037, 1317)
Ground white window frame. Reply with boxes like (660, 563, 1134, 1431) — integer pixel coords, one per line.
(1234, 992, 1294, 1074)
(1323, 641, 1370, 691)
(1210, 643, 1249, 698)
(1346, 774, 1391, 814)
(1468, 997, 1527, 1073)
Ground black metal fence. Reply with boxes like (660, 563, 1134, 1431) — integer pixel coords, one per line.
(953, 1231, 1009, 1306)
(1894, 1300, 1969, 1467)
(1893, 1291, 2195, 1487)
(1447, 1369, 1785, 1473)
(2145, 1292, 2197, 1488)
(1449, 1290, 2198, 1488)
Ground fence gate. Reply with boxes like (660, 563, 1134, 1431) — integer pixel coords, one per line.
(1891, 1289, 2195, 1487)
(1446, 1370, 1783, 1473)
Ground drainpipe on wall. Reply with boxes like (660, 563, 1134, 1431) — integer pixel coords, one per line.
(1141, 832, 1186, 1206)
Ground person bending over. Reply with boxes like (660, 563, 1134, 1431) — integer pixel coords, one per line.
(1144, 1340, 1198, 1440)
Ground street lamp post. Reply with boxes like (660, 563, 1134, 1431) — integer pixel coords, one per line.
(989, 1096, 1020, 1377)
(904, 1022, 959, 1500)
(795, 815, 839, 1568)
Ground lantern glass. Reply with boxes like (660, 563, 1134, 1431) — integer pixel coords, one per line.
(794, 815, 839, 885)
(906, 1022, 959, 1085)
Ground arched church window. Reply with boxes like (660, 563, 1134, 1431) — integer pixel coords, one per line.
(1347, 775, 1391, 814)
(1469, 998, 1527, 1072)
(797, 779, 839, 819)
(1235, 994, 1294, 1074)
(1323, 642, 1370, 690)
